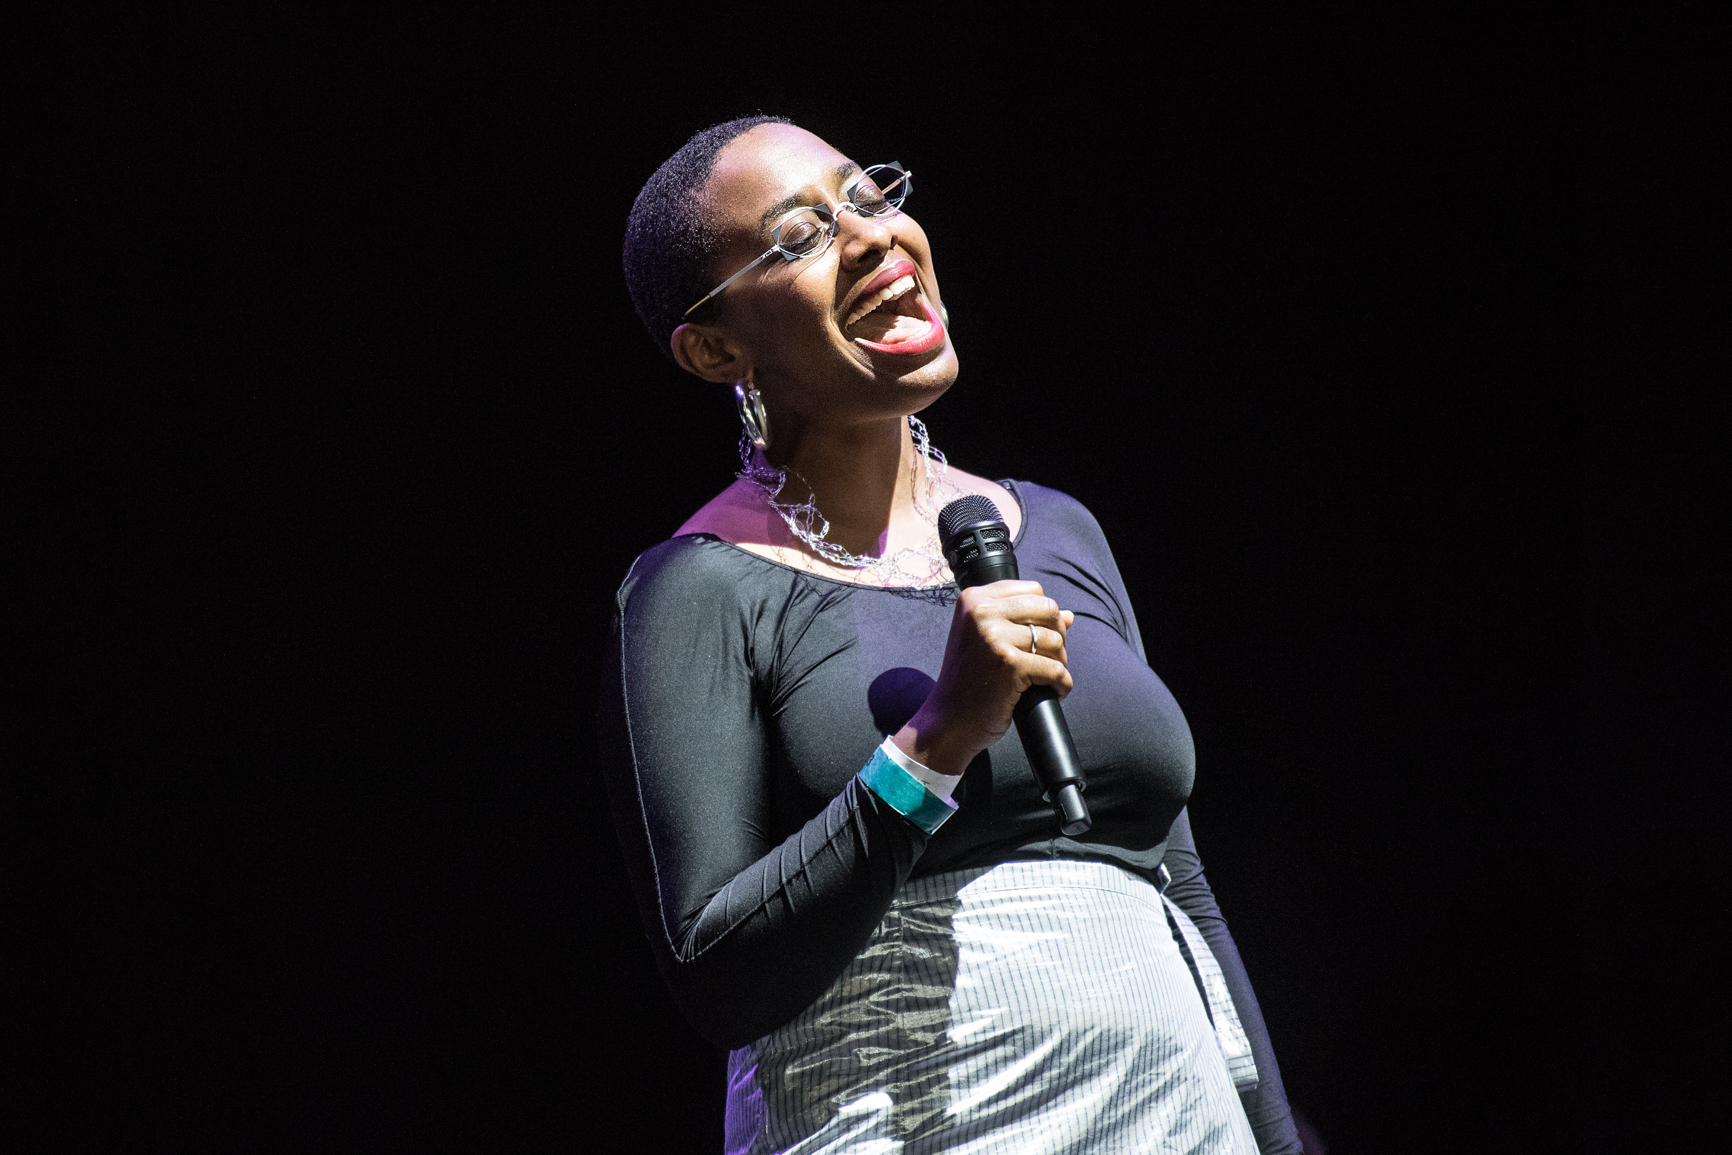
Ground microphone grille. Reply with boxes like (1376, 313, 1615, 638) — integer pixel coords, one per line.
(937, 494, 1005, 544)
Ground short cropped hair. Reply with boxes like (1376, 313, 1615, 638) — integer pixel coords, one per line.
(623, 115, 791, 361)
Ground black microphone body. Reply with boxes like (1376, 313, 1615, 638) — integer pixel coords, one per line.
(938, 496, 1092, 836)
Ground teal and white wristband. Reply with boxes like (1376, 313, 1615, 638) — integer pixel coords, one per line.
(858, 738, 959, 835)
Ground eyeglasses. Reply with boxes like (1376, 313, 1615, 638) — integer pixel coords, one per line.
(683, 162, 912, 319)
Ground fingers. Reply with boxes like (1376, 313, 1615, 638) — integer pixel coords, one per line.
(961, 580, 1045, 601)
(1010, 605, 1071, 696)
(1027, 623, 1065, 658)
(954, 587, 1075, 698)
(914, 583, 1082, 771)
(1018, 652, 1074, 697)
(955, 581, 1047, 619)
(1041, 611, 1076, 650)
(983, 600, 1070, 648)
(958, 585, 1069, 633)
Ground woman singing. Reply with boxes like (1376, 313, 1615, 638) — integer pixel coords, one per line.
(602, 116, 1301, 1153)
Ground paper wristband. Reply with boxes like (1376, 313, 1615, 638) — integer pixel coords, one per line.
(857, 742, 959, 835)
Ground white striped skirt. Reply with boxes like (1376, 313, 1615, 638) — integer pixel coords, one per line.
(724, 859, 1258, 1154)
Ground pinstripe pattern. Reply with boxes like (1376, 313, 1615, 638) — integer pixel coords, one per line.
(1158, 896, 1260, 1092)
(725, 861, 1257, 1154)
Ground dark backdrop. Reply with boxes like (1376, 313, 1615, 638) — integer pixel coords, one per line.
(19, 11, 1720, 1153)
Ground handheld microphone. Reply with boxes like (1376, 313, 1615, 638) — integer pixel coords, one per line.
(938, 495, 1092, 836)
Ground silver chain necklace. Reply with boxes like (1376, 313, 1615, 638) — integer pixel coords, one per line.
(737, 416, 961, 587)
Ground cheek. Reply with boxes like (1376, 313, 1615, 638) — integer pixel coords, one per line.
(731, 287, 842, 377)
(753, 270, 840, 341)
(789, 260, 844, 320)
(895, 216, 934, 256)
(895, 228, 941, 296)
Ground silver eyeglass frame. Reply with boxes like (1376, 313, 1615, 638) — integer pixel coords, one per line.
(681, 163, 911, 320)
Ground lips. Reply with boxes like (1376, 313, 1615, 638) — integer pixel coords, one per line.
(843, 258, 946, 356)
(850, 297, 946, 355)
(848, 258, 919, 315)
(845, 273, 918, 328)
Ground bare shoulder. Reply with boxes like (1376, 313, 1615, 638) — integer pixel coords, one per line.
(670, 464, 1021, 577)
(942, 466, 1024, 539)
(678, 484, 775, 547)
(678, 481, 807, 557)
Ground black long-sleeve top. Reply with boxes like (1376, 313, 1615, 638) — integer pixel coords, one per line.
(599, 481, 1299, 1153)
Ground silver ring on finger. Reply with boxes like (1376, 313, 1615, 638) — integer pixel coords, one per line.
(1028, 623, 1039, 654)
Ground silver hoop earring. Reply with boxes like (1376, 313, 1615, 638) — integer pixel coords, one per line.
(735, 380, 771, 451)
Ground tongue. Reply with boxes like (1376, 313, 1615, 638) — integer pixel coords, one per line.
(850, 306, 931, 344)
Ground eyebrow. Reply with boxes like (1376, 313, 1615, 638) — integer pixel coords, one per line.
(756, 161, 863, 232)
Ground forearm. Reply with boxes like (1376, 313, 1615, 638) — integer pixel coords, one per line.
(604, 560, 944, 1050)
(1161, 810, 1301, 1155)
(1194, 907, 1300, 1153)
(643, 775, 928, 1049)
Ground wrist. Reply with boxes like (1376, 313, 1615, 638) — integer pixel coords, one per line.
(878, 734, 964, 803)
(858, 738, 959, 834)
(891, 714, 979, 780)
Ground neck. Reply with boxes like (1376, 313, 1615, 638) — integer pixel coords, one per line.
(758, 414, 934, 558)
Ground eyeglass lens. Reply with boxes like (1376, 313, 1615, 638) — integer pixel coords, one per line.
(845, 164, 910, 216)
(770, 165, 910, 259)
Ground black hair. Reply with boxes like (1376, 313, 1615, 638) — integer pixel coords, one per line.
(623, 115, 792, 362)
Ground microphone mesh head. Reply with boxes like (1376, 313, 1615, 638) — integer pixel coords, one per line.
(937, 494, 1005, 546)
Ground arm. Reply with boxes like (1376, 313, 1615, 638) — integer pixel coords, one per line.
(598, 546, 1072, 1050)
(1162, 808, 1302, 1155)
(598, 558, 928, 1050)
(1037, 491, 1300, 1150)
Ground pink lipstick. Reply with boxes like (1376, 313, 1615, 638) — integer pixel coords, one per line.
(852, 297, 947, 356)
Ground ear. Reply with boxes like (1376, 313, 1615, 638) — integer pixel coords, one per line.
(670, 323, 749, 384)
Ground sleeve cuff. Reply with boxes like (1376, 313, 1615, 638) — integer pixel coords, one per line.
(876, 736, 963, 802)
(858, 738, 960, 834)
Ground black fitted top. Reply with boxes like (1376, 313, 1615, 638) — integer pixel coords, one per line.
(599, 481, 1299, 1153)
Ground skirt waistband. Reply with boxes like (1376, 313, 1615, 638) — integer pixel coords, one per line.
(891, 858, 1161, 908)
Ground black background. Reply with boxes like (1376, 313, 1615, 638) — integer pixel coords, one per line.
(17, 10, 1722, 1153)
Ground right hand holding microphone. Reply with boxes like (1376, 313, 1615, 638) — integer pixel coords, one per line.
(891, 581, 1075, 779)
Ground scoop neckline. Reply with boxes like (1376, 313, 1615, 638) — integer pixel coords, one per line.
(674, 478, 1029, 591)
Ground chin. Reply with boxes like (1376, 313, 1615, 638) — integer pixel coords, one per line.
(890, 348, 959, 410)
(861, 335, 952, 383)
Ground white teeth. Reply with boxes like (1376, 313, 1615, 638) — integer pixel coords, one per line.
(845, 275, 917, 327)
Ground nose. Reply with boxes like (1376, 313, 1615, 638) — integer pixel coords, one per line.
(833, 209, 897, 273)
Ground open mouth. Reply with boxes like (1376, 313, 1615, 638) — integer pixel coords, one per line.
(843, 261, 946, 355)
